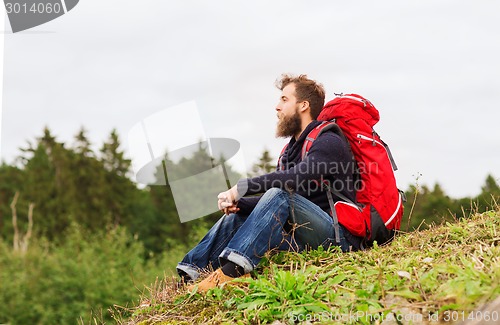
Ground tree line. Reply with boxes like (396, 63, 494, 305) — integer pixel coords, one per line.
(404, 175, 500, 231)
(1, 127, 499, 253)
(0, 127, 232, 255)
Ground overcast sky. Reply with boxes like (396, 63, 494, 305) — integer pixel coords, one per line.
(1, 0, 499, 198)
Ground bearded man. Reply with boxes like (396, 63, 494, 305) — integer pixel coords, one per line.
(176, 74, 363, 292)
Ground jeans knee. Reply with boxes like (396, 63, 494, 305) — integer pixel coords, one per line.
(262, 187, 287, 200)
(258, 188, 290, 212)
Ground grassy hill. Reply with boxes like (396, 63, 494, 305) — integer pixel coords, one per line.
(116, 207, 500, 324)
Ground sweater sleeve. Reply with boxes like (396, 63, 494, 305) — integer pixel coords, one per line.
(237, 132, 355, 198)
(236, 196, 261, 215)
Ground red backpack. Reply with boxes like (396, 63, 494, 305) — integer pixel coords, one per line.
(279, 94, 405, 246)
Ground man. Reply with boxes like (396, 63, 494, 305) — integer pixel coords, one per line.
(176, 74, 362, 292)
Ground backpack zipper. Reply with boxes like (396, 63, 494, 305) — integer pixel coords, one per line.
(342, 95, 367, 107)
(356, 133, 398, 171)
(357, 133, 383, 147)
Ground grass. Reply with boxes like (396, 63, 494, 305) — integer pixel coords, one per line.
(115, 208, 500, 324)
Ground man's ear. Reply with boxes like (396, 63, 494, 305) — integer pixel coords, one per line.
(299, 101, 310, 113)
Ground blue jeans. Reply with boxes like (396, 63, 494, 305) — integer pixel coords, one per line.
(177, 188, 354, 280)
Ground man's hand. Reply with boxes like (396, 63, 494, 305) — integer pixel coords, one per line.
(218, 185, 240, 215)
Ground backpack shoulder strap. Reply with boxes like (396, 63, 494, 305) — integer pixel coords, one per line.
(302, 121, 359, 205)
(301, 121, 344, 160)
(279, 121, 345, 170)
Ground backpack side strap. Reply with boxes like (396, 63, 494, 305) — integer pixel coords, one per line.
(326, 189, 341, 244)
(276, 143, 288, 171)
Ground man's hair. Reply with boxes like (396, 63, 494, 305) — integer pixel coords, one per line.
(275, 74, 326, 119)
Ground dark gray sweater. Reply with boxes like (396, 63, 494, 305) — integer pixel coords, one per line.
(236, 120, 357, 215)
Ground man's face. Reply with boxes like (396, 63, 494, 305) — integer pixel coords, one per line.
(276, 83, 302, 138)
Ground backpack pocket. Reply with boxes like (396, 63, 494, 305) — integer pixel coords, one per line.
(334, 201, 366, 237)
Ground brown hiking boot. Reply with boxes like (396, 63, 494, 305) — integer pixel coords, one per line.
(187, 268, 250, 293)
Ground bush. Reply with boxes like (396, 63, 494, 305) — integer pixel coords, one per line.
(0, 224, 165, 324)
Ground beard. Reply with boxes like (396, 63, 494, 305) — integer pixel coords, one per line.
(276, 108, 302, 138)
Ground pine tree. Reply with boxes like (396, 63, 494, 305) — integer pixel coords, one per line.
(99, 129, 134, 226)
(475, 174, 500, 211)
(20, 128, 71, 239)
(74, 127, 94, 158)
(100, 129, 131, 178)
(251, 149, 275, 176)
(71, 128, 110, 229)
